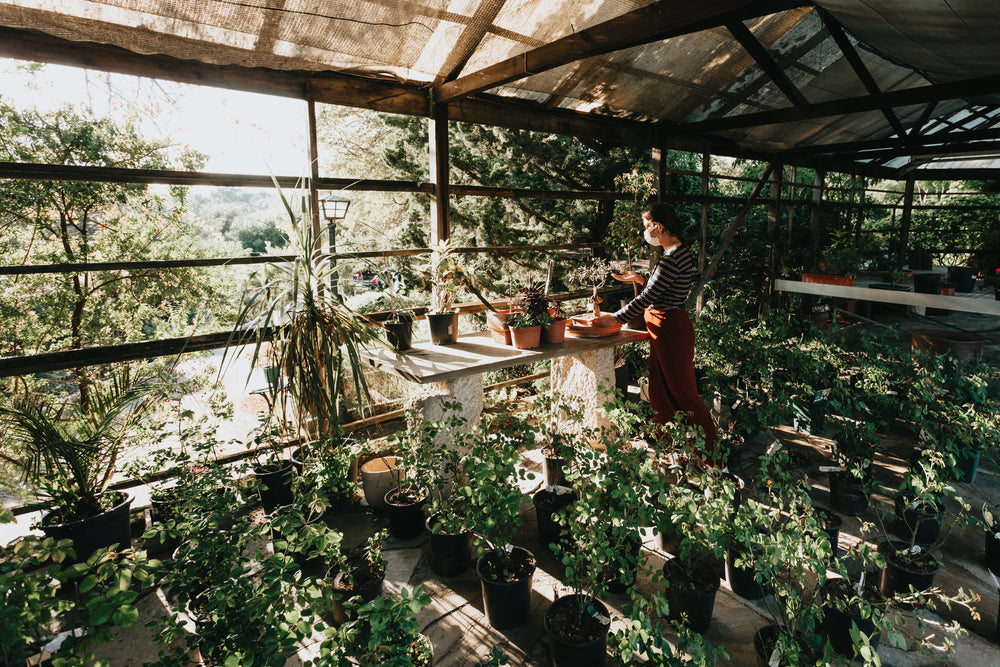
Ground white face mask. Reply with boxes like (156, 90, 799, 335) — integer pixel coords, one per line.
(643, 228, 661, 246)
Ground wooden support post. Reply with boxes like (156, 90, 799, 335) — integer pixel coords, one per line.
(429, 103, 450, 244)
(689, 163, 774, 306)
(898, 175, 916, 267)
(786, 165, 796, 245)
(764, 162, 782, 313)
(809, 170, 824, 268)
(846, 172, 856, 232)
(696, 152, 710, 316)
(649, 143, 667, 268)
(854, 176, 866, 250)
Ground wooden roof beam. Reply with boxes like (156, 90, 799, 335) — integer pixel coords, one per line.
(785, 126, 1000, 157)
(681, 72, 1000, 133)
(726, 20, 810, 113)
(820, 11, 907, 139)
(434, 0, 811, 103)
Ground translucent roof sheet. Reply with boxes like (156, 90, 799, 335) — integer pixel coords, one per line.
(1, 0, 999, 171)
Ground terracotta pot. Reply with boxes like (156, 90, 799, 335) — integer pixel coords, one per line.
(542, 318, 567, 344)
(802, 273, 854, 286)
(911, 328, 984, 363)
(510, 325, 541, 349)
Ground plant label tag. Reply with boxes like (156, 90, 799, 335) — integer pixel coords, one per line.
(551, 485, 572, 496)
(504, 543, 514, 553)
(855, 571, 866, 596)
(769, 647, 781, 667)
(590, 608, 611, 625)
(903, 544, 921, 556)
(909, 500, 921, 510)
(731, 399, 742, 410)
(766, 438, 782, 456)
(818, 465, 842, 473)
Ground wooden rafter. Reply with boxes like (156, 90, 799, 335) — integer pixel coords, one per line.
(437, 0, 511, 83)
(726, 20, 810, 112)
(787, 126, 1000, 157)
(909, 102, 938, 137)
(681, 72, 1000, 133)
(820, 11, 907, 139)
(433, 0, 811, 103)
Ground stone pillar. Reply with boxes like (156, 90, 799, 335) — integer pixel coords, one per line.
(550, 348, 616, 446)
(405, 374, 483, 453)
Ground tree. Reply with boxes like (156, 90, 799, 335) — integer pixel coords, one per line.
(0, 103, 237, 406)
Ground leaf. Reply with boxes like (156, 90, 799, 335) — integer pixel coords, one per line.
(112, 604, 140, 627)
(79, 574, 100, 593)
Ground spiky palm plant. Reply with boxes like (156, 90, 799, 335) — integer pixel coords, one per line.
(0, 369, 156, 521)
(228, 181, 380, 442)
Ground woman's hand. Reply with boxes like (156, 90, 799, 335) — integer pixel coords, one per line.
(593, 314, 619, 328)
(612, 270, 644, 287)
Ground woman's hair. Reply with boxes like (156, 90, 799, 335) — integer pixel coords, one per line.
(643, 202, 686, 243)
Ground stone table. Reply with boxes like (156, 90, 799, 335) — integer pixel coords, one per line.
(360, 329, 649, 437)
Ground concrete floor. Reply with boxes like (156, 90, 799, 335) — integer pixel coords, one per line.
(81, 428, 1000, 667)
(28, 300, 1000, 665)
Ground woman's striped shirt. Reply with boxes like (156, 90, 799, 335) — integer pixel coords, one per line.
(612, 244, 694, 323)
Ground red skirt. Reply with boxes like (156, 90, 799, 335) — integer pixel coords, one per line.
(644, 307, 720, 464)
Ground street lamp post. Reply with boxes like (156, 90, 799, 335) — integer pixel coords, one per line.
(320, 194, 351, 297)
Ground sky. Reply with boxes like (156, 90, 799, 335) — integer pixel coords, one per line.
(0, 59, 311, 176)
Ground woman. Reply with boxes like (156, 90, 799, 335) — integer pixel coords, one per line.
(594, 203, 719, 463)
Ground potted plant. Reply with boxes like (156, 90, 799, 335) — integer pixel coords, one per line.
(322, 529, 389, 627)
(543, 299, 568, 344)
(225, 180, 381, 443)
(506, 284, 553, 350)
(419, 239, 466, 345)
(464, 414, 537, 629)
(568, 257, 610, 318)
(0, 368, 157, 561)
(802, 230, 862, 286)
(545, 497, 615, 667)
(365, 264, 419, 352)
(328, 585, 433, 666)
(825, 416, 877, 516)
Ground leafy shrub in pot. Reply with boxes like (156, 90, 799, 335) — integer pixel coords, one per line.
(463, 413, 537, 629)
(0, 368, 158, 561)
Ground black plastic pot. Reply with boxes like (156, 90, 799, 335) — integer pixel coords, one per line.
(326, 565, 386, 626)
(254, 461, 295, 513)
(815, 507, 843, 558)
(427, 311, 459, 345)
(726, 545, 764, 600)
(893, 493, 943, 546)
(384, 319, 413, 351)
(427, 513, 473, 576)
(985, 530, 1000, 576)
(912, 272, 942, 295)
(665, 561, 721, 634)
(542, 450, 567, 487)
(40, 491, 133, 562)
(477, 547, 536, 629)
(878, 540, 940, 599)
(823, 602, 880, 656)
(146, 493, 182, 555)
(544, 594, 611, 667)
(384, 490, 426, 540)
(952, 448, 980, 484)
(753, 624, 784, 667)
(829, 471, 869, 516)
(948, 266, 977, 293)
(533, 487, 578, 553)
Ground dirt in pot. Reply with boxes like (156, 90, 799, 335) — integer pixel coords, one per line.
(548, 598, 609, 643)
(479, 548, 535, 583)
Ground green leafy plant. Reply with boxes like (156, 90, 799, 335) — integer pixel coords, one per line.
(0, 368, 157, 523)
(226, 180, 381, 442)
(418, 239, 467, 314)
(461, 413, 536, 579)
(331, 585, 433, 666)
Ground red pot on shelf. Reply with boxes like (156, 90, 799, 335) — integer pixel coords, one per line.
(510, 325, 541, 349)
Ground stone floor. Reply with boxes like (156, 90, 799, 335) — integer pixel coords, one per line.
(81, 425, 1000, 666)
